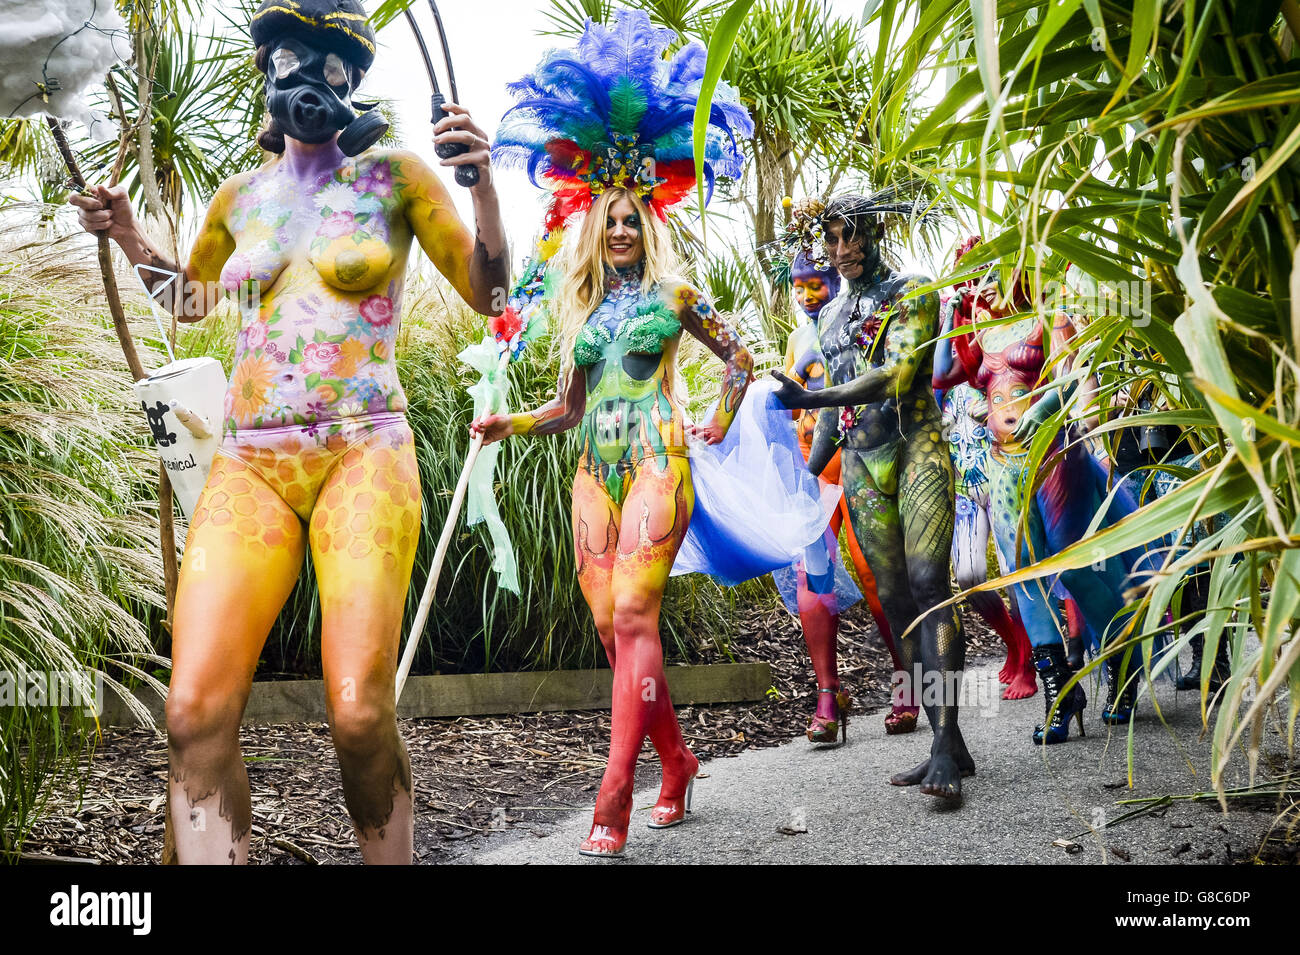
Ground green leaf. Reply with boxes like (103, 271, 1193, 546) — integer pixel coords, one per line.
(1191, 378, 1300, 449)
(1045, 234, 1137, 285)
(1212, 285, 1277, 332)
(1207, 112, 1300, 239)
(968, 455, 1257, 597)
(1103, 0, 1157, 114)
(692, 0, 756, 243)
(1174, 231, 1287, 537)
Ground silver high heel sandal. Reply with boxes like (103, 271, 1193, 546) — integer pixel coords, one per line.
(647, 774, 696, 829)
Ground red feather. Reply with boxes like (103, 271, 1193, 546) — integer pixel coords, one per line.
(544, 139, 591, 179)
(546, 187, 593, 232)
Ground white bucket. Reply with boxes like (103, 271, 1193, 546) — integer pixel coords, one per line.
(131, 357, 227, 518)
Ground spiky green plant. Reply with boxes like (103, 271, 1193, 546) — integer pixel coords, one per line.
(77, 31, 264, 219)
(859, 0, 1300, 793)
(0, 214, 168, 859)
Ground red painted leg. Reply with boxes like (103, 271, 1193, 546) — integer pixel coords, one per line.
(968, 591, 1037, 699)
(797, 566, 849, 743)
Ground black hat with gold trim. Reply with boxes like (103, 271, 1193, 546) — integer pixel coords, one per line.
(251, 0, 377, 73)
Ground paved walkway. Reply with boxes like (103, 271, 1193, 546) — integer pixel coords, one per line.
(468, 662, 1281, 864)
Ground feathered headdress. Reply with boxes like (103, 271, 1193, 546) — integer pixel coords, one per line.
(491, 10, 754, 234)
(760, 183, 944, 293)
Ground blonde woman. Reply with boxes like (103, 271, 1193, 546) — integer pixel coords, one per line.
(472, 187, 752, 856)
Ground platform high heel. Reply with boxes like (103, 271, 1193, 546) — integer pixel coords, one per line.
(807, 687, 852, 745)
(578, 820, 628, 857)
(1101, 653, 1139, 725)
(647, 776, 695, 829)
(648, 751, 699, 829)
(579, 789, 633, 858)
(1032, 644, 1087, 744)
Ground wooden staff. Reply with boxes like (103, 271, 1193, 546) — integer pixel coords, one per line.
(45, 116, 181, 864)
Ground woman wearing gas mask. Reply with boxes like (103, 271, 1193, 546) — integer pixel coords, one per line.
(70, 0, 508, 864)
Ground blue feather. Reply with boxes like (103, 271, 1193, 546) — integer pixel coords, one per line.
(534, 56, 612, 118)
(578, 11, 674, 81)
(492, 7, 754, 213)
(667, 41, 707, 89)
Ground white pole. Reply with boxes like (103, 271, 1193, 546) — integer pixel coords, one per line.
(395, 351, 509, 702)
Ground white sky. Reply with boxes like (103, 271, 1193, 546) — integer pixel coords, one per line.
(33, 2, 948, 286)
(358, 0, 883, 268)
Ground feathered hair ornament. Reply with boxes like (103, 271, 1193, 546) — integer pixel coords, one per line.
(764, 196, 831, 279)
(822, 180, 944, 238)
(491, 9, 754, 235)
(759, 182, 943, 288)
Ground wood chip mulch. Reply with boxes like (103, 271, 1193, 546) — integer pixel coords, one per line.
(20, 605, 1004, 865)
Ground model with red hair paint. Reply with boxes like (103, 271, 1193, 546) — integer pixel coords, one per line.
(933, 239, 1037, 700)
(948, 264, 1143, 743)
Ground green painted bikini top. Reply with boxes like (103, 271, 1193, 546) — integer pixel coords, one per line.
(573, 297, 682, 368)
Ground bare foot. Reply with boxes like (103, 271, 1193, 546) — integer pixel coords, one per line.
(1001, 664, 1038, 700)
(889, 742, 975, 800)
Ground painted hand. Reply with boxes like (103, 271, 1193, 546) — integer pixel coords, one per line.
(1012, 388, 1061, 445)
(68, 184, 137, 243)
(770, 370, 810, 409)
(433, 102, 493, 189)
(470, 413, 514, 445)
(686, 419, 725, 445)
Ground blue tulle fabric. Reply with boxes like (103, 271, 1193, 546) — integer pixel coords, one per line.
(770, 526, 863, 616)
(671, 379, 847, 591)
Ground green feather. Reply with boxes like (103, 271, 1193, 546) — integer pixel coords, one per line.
(608, 78, 648, 139)
(574, 120, 608, 152)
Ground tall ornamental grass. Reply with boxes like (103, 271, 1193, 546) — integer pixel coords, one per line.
(0, 221, 167, 858)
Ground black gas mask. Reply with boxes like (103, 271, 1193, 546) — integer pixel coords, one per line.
(263, 38, 388, 156)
